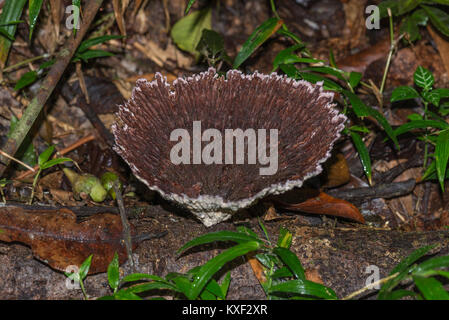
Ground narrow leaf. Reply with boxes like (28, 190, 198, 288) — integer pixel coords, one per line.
(435, 129, 449, 190)
(273, 247, 305, 280)
(233, 18, 283, 69)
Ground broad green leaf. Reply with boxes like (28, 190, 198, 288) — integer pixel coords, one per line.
(14, 70, 38, 91)
(422, 90, 441, 106)
(233, 18, 283, 69)
(269, 279, 337, 300)
(379, 0, 399, 18)
(433, 88, 449, 99)
(171, 8, 211, 57)
(185, 0, 196, 14)
(177, 231, 262, 254)
(344, 90, 399, 148)
(391, 86, 420, 102)
(79, 254, 93, 280)
(274, 247, 305, 281)
(0, 0, 27, 68)
(277, 227, 292, 249)
(398, 0, 421, 15)
(394, 120, 449, 136)
(349, 71, 362, 89)
(38, 145, 55, 167)
(107, 252, 120, 291)
(413, 276, 449, 300)
(189, 241, 260, 299)
(28, 0, 44, 40)
(348, 130, 372, 184)
(256, 253, 278, 269)
(40, 157, 72, 170)
(414, 66, 434, 90)
(421, 5, 449, 37)
(196, 29, 224, 57)
(435, 129, 449, 190)
(411, 8, 429, 26)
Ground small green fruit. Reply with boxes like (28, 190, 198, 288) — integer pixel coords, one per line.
(63, 168, 107, 202)
(101, 171, 122, 200)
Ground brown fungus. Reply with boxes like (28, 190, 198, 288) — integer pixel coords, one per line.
(113, 68, 346, 226)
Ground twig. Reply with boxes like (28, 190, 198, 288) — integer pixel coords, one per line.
(342, 272, 399, 300)
(0, 149, 35, 172)
(326, 179, 416, 201)
(15, 134, 95, 180)
(0, 0, 104, 177)
(114, 181, 134, 272)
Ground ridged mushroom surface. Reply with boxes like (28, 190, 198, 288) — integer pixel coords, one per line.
(113, 68, 346, 226)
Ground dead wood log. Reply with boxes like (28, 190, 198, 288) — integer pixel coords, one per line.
(0, 204, 448, 299)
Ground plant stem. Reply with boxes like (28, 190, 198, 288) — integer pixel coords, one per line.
(423, 100, 429, 169)
(379, 8, 395, 99)
(342, 272, 400, 300)
(3, 54, 49, 73)
(28, 168, 41, 205)
(0, 0, 104, 177)
(80, 279, 88, 300)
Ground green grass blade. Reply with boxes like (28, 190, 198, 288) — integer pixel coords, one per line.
(233, 17, 283, 69)
(177, 231, 262, 254)
(0, 0, 27, 69)
(273, 247, 305, 280)
(435, 129, 449, 191)
(28, 0, 44, 40)
(189, 241, 260, 299)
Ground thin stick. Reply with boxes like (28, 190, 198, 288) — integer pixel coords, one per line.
(114, 181, 134, 272)
(0, 0, 104, 177)
(0, 149, 35, 172)
(342, 272, 400, 300)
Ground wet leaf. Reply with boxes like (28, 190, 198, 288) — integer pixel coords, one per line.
(28, 0, 44, 40)
(171, 8, 211, 57)
(275, 191, 365, 223)
(233, 17, 283, 69)
(0, 206, 138, 274)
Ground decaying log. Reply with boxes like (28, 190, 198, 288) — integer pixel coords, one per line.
(0, 204, 448, 299)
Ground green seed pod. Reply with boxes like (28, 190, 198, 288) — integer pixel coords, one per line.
(63, 168, 107, 202)
(101, 171, 122, 200)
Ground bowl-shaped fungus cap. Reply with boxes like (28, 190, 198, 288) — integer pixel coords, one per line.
(113, 68, 346, 226)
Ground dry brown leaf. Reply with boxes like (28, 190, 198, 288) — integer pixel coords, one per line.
(323, 153, 350, 188)
(273, 190, 365, 223)
(247, 253, 267, 284)
(427, 25, 449, 79)
(49, 0, 61, 39)
(0, 206, 137, 274)
(113, 0, 129, 36)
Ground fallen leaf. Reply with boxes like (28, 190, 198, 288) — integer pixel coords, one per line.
(272, 189, 365, 223)
(0, 206, 137, 274)
(323, 153, 350, 188)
